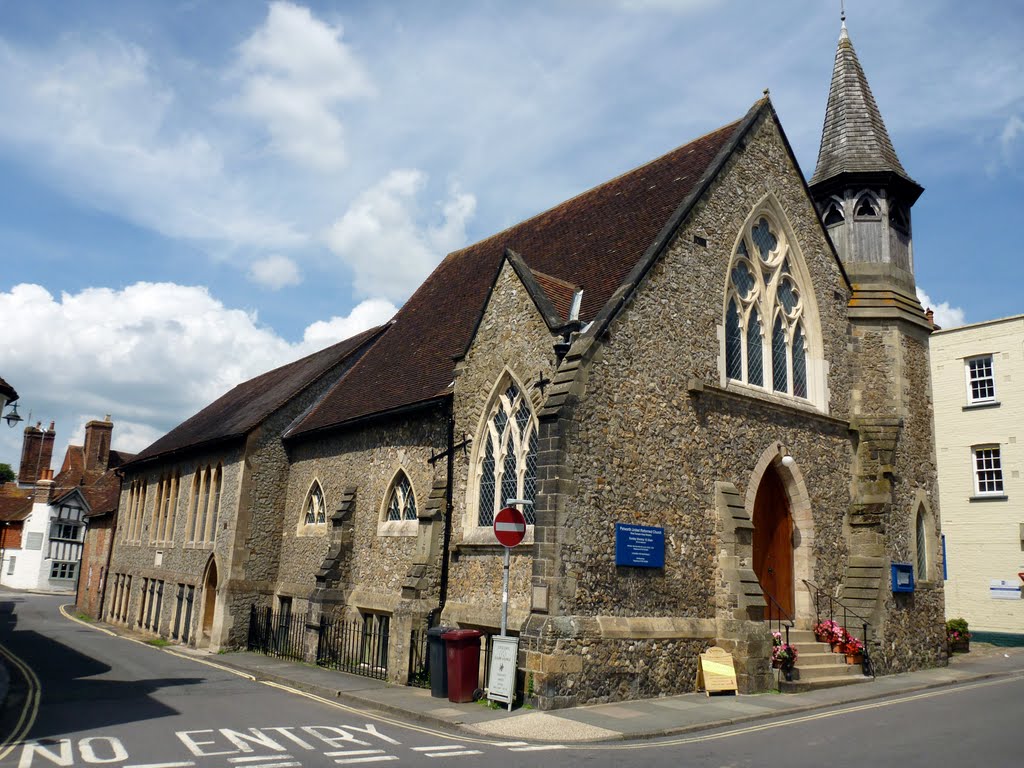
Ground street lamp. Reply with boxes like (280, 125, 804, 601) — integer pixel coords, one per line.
(3, 402, 23, 428)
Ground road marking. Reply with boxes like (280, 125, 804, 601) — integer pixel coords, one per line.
(58, 604, 117, 636)
(410, 746, 463, 752)
(0, 642, 42, 761)
(331, 757, 396, 765)
(124, 763, 196, 768)
(411, 745, 483, 757)
(228, 757, 294, 764)
(508, 744, 566, 751)
(424, 751, 482, 758)
(323, 751, 384, 758)
(229, 763, 299, 768)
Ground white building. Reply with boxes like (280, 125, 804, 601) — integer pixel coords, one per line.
(931, 314, 1024, 639)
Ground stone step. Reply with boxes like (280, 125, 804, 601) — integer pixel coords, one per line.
(791, 661, 864, 681)
(797, 650, 851, 665)
(780, 674, 873, 693)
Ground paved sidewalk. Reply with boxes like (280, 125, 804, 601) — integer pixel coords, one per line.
(173, 643, 1024, 743)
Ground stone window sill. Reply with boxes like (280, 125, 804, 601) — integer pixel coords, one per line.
(963, 401, 1000, 411)
(457, 525, 535, 550)
(969, 494, 1008, 502)
(294, 524, 327, 538)
(377, 519, 418, 538)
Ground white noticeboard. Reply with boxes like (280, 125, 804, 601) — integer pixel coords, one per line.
(990, 579, 1021, 600)
(486, 635, 519, 711)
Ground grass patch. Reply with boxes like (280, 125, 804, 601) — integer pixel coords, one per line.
(75, 613, 94, 623)
(146, 637, 172, 648)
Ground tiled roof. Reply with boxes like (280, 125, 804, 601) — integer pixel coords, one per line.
(0, 483, 31, 522)
(51, 443, 133, 517)
(291, 115, 747, 436)
(0, 376, 16, 402)
(809, 23, 918, 189)
(532, 270, 580, 323)
(125, 324, 388, 467)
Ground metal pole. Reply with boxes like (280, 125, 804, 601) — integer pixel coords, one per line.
(501, 545, 510, 637)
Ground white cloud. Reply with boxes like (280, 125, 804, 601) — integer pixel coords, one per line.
(301, 298, 396, 349)
(917, 287, 966, 329)
(325, 170, 476, 302)
(0, 36, 303, 249)
(1000, 114, 1023, 160)
(0, 282, 391, 465)
(249, 254, 303, 290)
(234, 1, 373, 171)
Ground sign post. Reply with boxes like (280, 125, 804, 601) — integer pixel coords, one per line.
(487, 500, 529, 710)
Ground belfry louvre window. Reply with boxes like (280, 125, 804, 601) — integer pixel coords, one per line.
(386, 473, 416, 521)
(724, 215, 809, 399)
(304, 481, 327, 525)
(476, 381, 538, 527)
(966, 355, 996, 405)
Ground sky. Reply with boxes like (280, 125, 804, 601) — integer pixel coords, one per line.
(0, 0, 1021, 470)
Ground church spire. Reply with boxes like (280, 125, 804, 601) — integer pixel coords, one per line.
(809, 19, 920, 199)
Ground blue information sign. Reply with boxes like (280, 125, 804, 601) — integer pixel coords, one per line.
(615, 523, 665, 568)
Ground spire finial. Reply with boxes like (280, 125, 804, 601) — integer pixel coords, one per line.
(839, 0, 848, 39)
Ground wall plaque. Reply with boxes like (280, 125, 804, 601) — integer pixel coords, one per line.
(614, 523, 665, 568)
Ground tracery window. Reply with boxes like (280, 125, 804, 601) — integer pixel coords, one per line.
(476, 380, 538, 527)
(854, 193, 879, 218)
(304, 480, 327, 525)
(725, 215, 809, 399)
(822, 199, 844, 226)
(385, 472, 417, 521)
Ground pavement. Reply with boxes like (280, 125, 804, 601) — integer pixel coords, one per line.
(169, 641, 1024, 743)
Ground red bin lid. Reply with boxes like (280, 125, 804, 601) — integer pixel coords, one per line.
(441, 629, 483, 640)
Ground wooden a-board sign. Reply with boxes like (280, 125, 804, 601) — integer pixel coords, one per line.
(696, 646, 738, 696)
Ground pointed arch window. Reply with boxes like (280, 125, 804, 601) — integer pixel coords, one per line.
(724, 214, 812, 401)
(304, 481, 327, 525)
(386, 472, 417, 521)
(475, 379, 538, 527)
(822, 199, 844, 226)
(854, 193, 879, 219)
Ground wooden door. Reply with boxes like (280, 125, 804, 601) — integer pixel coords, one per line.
(752, 467, 794, 620)
(201, 560, 218, 640)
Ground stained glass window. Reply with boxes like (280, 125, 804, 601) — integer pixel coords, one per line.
(725, 211, 813, 402)
(305, 481, 326, 525)
(386, 473, 416, 521)
(477, 380, 538, 526)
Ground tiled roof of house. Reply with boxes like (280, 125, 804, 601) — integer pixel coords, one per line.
(125, 324, 388, 468)
(809, 23, 918, 189)
(51, 444, 134, 517)
(0, 376, 16, 402)
(291, 114, 749, 436)
(0, 484, 31, 522)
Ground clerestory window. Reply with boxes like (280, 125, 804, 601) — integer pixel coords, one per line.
(304, 480, 327, 525)
(475, 379, 538, 527)
(725, 215, 810, 400)
(386, 472, 417, 522)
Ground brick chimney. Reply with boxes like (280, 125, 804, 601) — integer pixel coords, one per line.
(18, 421, 55, 485)
(84, 415, 113, 472)
(34, 468, 55, 505)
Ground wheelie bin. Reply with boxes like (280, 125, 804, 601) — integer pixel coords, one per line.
(426, 625, 451, 698)
(441, 629, 483, 703)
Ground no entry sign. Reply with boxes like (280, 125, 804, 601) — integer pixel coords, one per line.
(493, 506, 527, 547)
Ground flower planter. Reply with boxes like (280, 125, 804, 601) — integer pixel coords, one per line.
(846, 652, 863, 665)
(949, 639, 970, 653)
(814, 632, 830, 643)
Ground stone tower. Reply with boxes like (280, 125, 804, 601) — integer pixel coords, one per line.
(810, 18, 944, 673)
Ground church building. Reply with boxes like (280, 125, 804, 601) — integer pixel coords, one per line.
(104, 19, 945, 707)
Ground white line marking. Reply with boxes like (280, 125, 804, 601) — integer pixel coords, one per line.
(234, 763, 300, 768)
(508, 745, 566, 751)
(426, 751, 482, 757)
(324, 751, 384, 757)
(411, 746, 463, 752)
(491, 741, 528, 747)
(333, 758, 398, 765)
(229, 757, 293, 763)
(124, 763, 197, 768)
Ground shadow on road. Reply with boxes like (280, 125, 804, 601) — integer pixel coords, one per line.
(0, 599, 205, 741)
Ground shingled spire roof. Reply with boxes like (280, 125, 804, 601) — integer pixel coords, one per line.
(809, 20, 919, 192)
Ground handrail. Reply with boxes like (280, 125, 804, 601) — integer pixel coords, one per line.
(761, 589, 795, 690)
(803, 578, 874, 677)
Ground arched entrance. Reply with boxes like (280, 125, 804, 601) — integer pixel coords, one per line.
(752, 465, 794, 620)
(200, 558, 218, 645)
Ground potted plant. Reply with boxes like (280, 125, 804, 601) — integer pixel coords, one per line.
(772, 636, 799, 681)
(843, 635, 864, 664)
(947, 618, 971, 653)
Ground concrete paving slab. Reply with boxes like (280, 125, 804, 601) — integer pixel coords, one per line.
(468, 712, 621, 742)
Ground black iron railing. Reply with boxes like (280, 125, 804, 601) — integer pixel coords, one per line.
(803, 578, 874, 677)
(247, 605, 306, 662)
(408, 623, 430, 689)
(317, 614, 390, 680)
(762, 588, 794, 649)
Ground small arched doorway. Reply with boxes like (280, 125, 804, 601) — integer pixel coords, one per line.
(753, 464, 794, 620)
(200, 558, 218, 645)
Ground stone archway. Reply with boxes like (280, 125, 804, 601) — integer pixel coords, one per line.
(745, 442, 815, 625)
(753, 465, 794, 619)
(199, 556, 218, 647)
